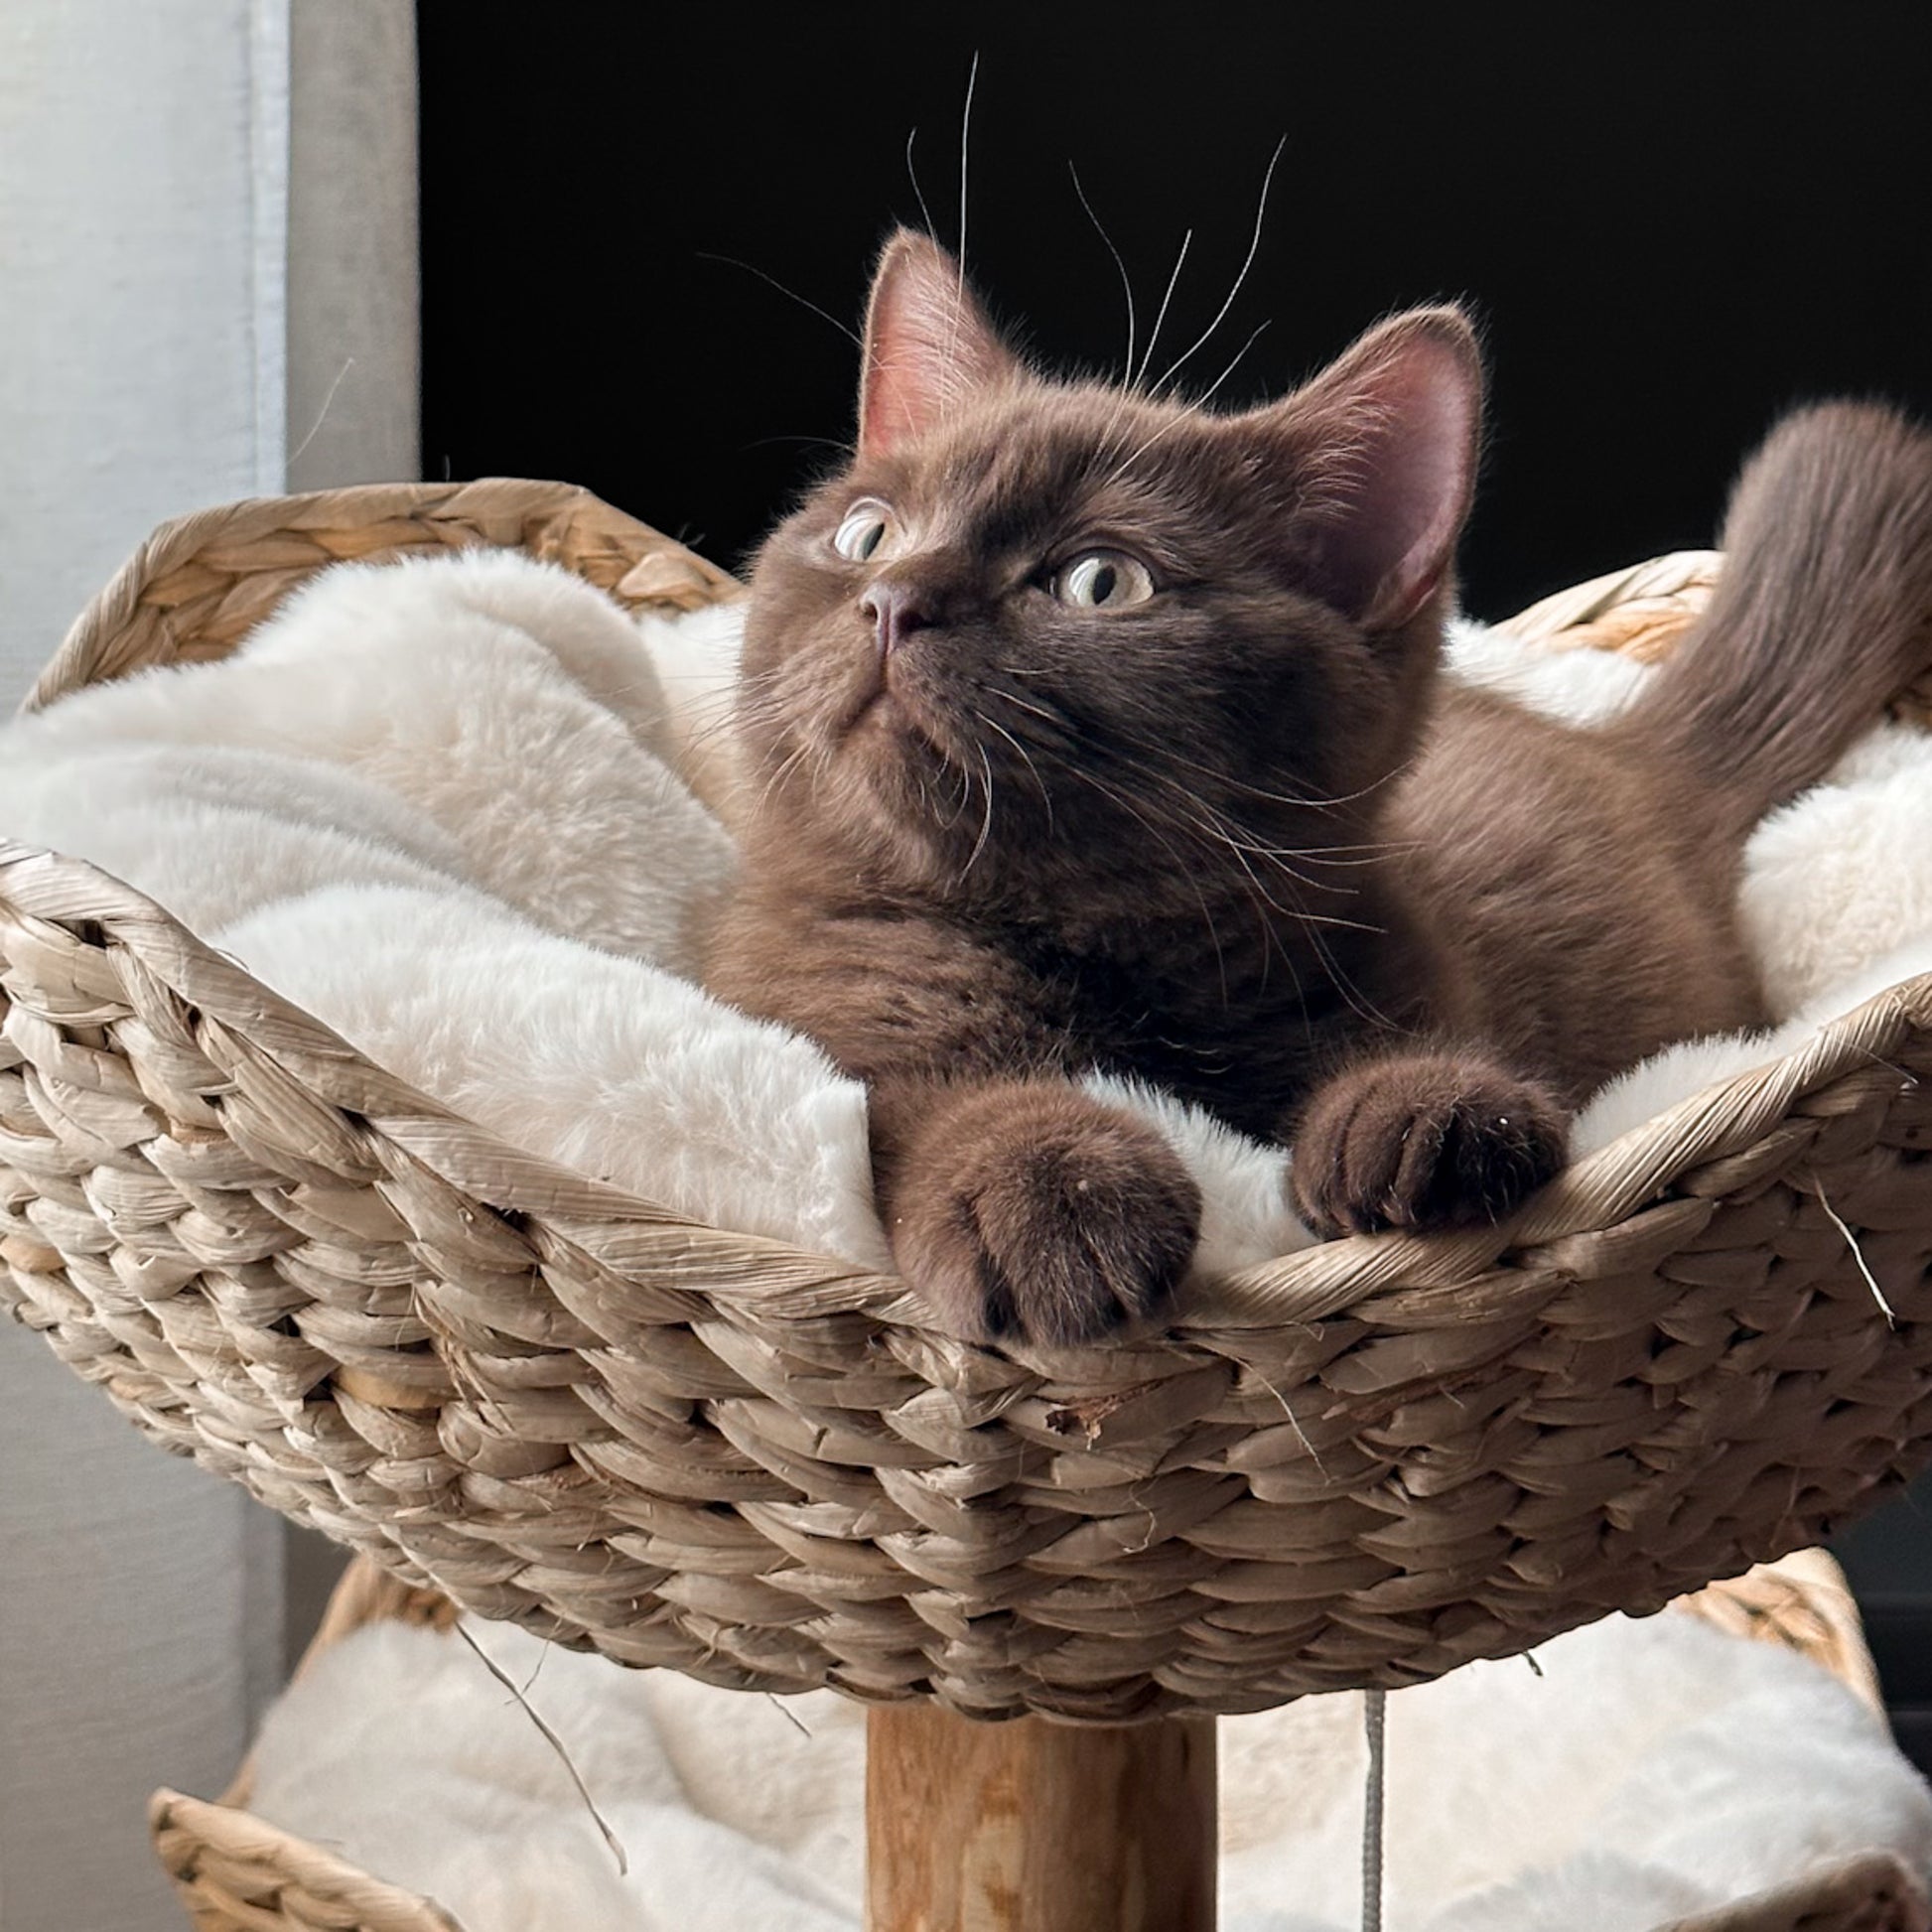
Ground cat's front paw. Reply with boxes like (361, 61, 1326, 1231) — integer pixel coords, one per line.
(889, 1084, 1201, 1346)
(1291, 1053, 1568, 1240)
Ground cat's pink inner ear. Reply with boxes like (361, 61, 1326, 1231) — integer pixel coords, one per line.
(859, 230, 1018, 459)
(1263, 309, 1482, 629)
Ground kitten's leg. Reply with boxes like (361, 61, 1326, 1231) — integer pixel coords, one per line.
(873, 1077, 1201, 1346)
(1289, 1050, 1568, 1240)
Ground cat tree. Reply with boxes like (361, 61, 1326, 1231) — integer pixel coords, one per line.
(7, 483, 1932, 1929)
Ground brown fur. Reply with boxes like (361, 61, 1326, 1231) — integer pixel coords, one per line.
(705, 229, 1932, 1345)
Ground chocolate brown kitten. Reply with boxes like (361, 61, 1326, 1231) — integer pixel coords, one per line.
(707, 229, 1932, 1345)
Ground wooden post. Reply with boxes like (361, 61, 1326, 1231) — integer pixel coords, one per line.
(866, 1705, 1217, 1932)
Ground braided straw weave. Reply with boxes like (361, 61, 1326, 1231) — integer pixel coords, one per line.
(148, 1552, 1909, 1932)
(153, 1562, 462, 1932)
(4, 483, 1931, 1724)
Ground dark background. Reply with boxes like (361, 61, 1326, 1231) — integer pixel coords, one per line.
(419, 3, 1932, 1747)
(420, 5, 1932, 619)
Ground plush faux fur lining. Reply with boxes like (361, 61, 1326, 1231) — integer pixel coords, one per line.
(239, 1597, 1932, 1931)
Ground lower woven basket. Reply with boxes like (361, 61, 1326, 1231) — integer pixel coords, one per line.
(146, 1551, 1918, 1932)
(153, 1563, 462, 1932)
(4, 483, 1932, 1726)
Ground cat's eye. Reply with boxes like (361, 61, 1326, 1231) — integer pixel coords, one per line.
(1052, 551, 1155, 611)
(832, 500, 898, 563)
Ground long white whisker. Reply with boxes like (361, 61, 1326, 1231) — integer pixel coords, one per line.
(1064, 762, 1230, 1002)
(1127, 764, 1356, 896)
(1153, 785, 1376, 930)
(989, 683, 1070, 734)
(1115, 723, 1399, 814)
(963, 739, 998, 878)
(696, 253, 861, 348)
(1134, 228, 1193, 391)
(904, 126, 937, 238)
(1076, 756, 1342, 1017)
(750, 738, 816, 823)
(1200, 322, 1273, 401)
(1107, 321, 1271, 487)
(992, 675, 1399, 820)
(739, 432, 856, 457)
(1176, 818, 1364, 904)
(1068, 161, 1135, 390)
(939, 759, 975, 833)
(1150, 134, 1285, 395)
(1301, 909, 1400, 1032)
(979, 709, 1054, 832)
(1167, 780, 1396, 1013)
(956, 51, 980, 286)
(1075, 739, 1389, 955)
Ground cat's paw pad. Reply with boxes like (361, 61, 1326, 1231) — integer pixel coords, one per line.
(895, 1092, 1201, 1347)
(1291, 1055, 1568, 1240)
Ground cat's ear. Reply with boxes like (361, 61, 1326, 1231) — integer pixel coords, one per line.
(859, 229, 1021, 459)
(1242, 307, 1482, 630)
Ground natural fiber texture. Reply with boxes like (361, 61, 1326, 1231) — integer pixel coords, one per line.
(1499, 548, 1932, 726)
(1671, 1545, 1885, 1716)
(1497, 550, 1726, 662)
(5, 486, 1932, 1723)
(1661, 1854, 1929, 1932)
(152, 1565, 462, 1932)
(150, 1786, 463, 1932)
(23, 478, 736, 711)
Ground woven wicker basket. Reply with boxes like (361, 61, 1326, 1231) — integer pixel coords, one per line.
(146, 1551, 1910, 1932)
(4, 482, 1931, 1725)
(153, 1563, 464, 1932)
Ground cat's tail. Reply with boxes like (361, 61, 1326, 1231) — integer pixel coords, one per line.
(1622, 400, 1932, 838)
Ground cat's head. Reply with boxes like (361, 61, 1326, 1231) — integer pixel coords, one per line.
(739, 229, 1481, 923)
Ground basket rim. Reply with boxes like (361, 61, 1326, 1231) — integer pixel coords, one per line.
(150, 1785, 463, 1931)
(5, 830, 1927, 1343)
(22, 475, 742, 717)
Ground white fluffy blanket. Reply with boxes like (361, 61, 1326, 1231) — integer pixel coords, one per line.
(8, 550, 1932, 1927)
(243, 1590, 1931, 1932)
(2, 550, 1929, 1303)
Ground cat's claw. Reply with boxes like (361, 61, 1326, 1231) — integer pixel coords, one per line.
(1291, 1053, 1568, 1241)
(891, 1087, 1201, 1347)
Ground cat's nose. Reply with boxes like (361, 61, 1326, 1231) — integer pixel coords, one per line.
(860, 584, 933, 655)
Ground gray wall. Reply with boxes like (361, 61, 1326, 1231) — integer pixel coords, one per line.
(0, 8, 291, 1922)
(0, 4, 416, 1923)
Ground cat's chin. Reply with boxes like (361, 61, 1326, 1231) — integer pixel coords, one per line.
(839, 684, 963, 788)
(843, 683, 901, 738)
